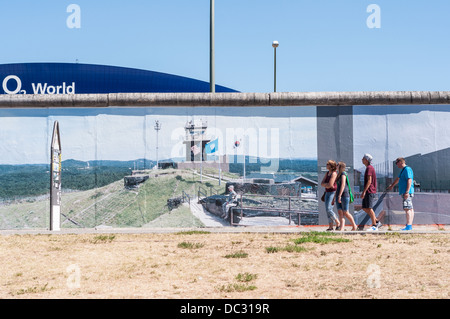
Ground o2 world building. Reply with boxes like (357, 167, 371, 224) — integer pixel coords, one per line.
(0, 62, 237, 95)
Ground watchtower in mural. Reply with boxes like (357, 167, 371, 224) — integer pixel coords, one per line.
(183, 120, 211, 162)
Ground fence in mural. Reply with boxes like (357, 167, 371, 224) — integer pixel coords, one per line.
(1, 92, 450, 229)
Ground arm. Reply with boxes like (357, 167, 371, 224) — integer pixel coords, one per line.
(337, 174, 346, 203)
(404, 178, 412, 199)
(387, 177, 399, 191)
(320, 174, 328, 187)
(322, 171, 337, 189)
(360, 175, 372, 198)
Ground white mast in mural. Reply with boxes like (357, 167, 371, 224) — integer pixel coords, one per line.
(50, 121, 62, 231)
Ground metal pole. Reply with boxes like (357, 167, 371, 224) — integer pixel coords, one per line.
(274, 46, 277, 92)
(154, 120, 161, 169)
(210, 0, 215, 93)
(272, 41, 279, 92)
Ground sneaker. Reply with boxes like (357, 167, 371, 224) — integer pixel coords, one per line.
(366, 225, 378, 231)
(400, 225, 412, 231)
(376, 220, 382, 229)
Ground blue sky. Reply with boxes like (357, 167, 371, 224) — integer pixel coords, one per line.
(1, 0, 449, 93)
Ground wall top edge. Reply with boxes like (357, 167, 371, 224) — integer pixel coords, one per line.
(0, 91, 449, 108)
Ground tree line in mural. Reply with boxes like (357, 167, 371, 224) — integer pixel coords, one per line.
(0, 160, 138, 199)
(229, 157, 316, 176)
(0, 158, 317, 200)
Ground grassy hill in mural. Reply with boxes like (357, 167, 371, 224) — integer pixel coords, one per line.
(0, 158, 317, 229)
(0, 168, 219, 229)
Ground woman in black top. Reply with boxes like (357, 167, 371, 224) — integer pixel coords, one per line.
(335, 162, 357, 231)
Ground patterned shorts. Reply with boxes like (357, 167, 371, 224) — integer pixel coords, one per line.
(402, 194, 414, 210)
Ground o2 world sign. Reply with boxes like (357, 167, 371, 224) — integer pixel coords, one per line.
(2, 75, 75, 95)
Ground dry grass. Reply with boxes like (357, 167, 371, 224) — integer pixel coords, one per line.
(0, 231, 448, 299)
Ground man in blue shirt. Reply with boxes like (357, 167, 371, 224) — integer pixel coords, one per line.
(387, 157, 415, 230)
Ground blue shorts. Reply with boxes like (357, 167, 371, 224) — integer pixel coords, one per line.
(336, 196, 350, 211)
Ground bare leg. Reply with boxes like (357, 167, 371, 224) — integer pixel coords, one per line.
(405, 208, 414, 225)
(338, 210, 345, 230)
(363, 208, 377, 226)
(344, 211, 358, 230)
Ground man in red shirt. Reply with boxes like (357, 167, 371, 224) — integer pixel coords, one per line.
(360, 154, 382, 231)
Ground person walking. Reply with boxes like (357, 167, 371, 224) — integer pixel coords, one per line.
(387, 157, 415, 231)
(360, 154, 382, 231)
(335, 162, 358, 231)
(321, 160, 340, 231)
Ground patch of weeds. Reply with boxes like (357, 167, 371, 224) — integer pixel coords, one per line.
(284, 244, 308, 253)
(175, 230, 211, 235)
(91, 234, 116, 244)
(236, 272, 258, 282)
(224, 250, 248, 258)
(219, 273, 258, 293)
(218, 283, 257, 293)
(15, 283, 52, 295)
(293, 231, 350, 245)
(265, 245, 308, 253)
(177, 241, 205, 249)
(265, 246, 280, 253)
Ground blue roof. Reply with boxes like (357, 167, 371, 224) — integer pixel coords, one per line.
(0, 62, 238, 95)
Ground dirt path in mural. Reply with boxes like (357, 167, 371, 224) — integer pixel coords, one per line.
(0, 231, 448, 299)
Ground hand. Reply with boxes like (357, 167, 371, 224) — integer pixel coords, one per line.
(338, 196, 341, 203)
(386, 185, 393, 191)
(403, 193, 409, 200)
(360, 191, 365, 199)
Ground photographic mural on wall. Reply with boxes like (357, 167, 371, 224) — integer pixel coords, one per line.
(0, 106, 319, 229)
(2, 104, 450, 230)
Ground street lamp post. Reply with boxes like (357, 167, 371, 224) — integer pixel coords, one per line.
(210, 0, 215, 93)
(272, 41, 279, 92)
(154, 120, 161, 169)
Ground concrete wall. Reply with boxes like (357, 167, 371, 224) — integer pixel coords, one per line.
(1, 91, 449, 108)
(317, 106, 354, 224)
(2, 91, 450, 226)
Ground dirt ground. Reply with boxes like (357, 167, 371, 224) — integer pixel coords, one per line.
(0, 230, 448, 299)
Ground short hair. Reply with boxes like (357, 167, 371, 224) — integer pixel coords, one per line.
(326, 160, 337, 171)
(395, 157, 405, 164)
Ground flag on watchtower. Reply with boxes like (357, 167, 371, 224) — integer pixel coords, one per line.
(205, 138, 218, 154)
(205, 138, 222, 185)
